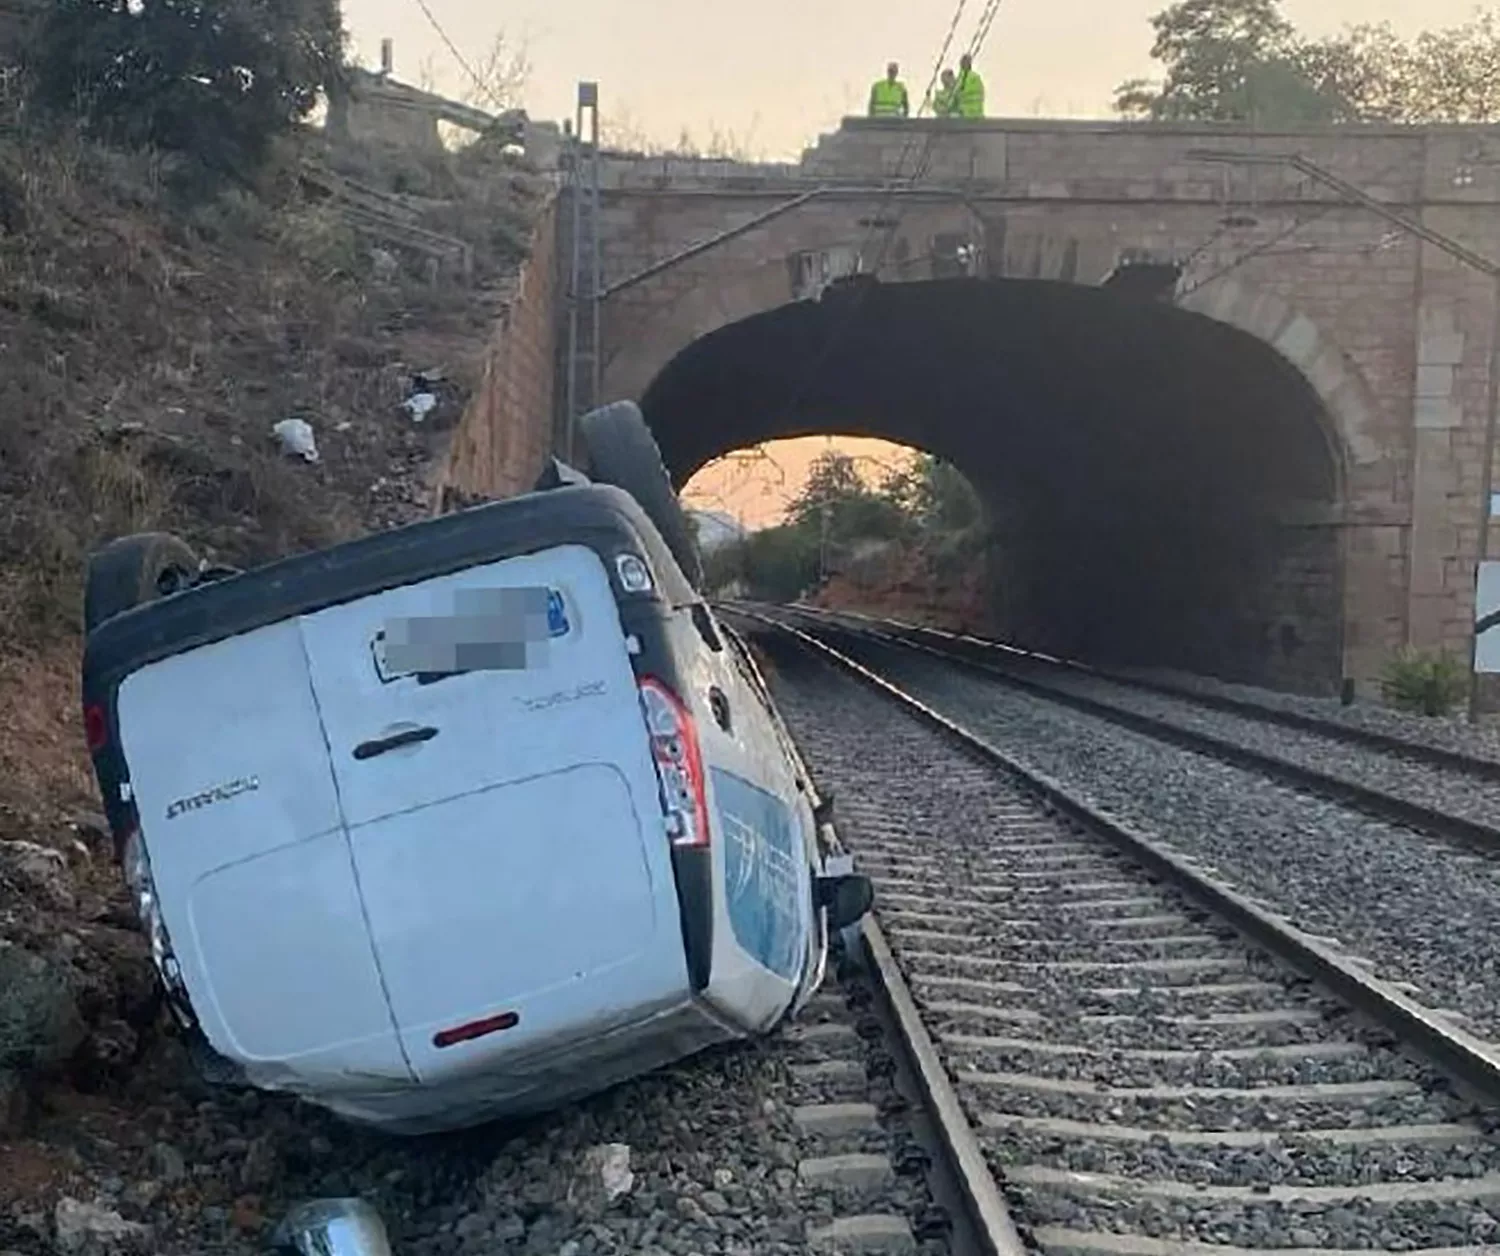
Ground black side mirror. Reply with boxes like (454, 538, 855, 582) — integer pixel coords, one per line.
(817, 872, 873, 932)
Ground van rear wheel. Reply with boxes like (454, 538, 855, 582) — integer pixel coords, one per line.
(579, 401, 703, 588)
(83, 532, 199, 635)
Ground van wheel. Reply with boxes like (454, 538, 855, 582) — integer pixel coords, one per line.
(579, 401, 703, 588)
(83, 532, 199, 635)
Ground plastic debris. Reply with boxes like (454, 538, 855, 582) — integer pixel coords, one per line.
(54, 1198, 151, 1254)
(371, 248, 399, 283)
(272, 1199, 392, 1256)
(403, 393, 438, 423)
(593, 1143, 634, 1201)
(272, 418, 319, 463)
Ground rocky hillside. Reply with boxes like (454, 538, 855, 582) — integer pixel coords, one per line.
(0, 108, 546, 1254)
(808, 539, 989, 633)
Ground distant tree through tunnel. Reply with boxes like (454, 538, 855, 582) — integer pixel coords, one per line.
(641, 277, 1346, 694)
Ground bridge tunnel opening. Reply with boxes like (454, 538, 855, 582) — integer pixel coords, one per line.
(640, 278, 1345, 695)
(683, 434, 989, 624)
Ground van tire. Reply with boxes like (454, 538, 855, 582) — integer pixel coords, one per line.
(579, 402, 703, 587)
(83, 532, 199, 635)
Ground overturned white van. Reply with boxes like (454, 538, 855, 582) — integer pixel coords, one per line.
(80, 409, 870, 1135)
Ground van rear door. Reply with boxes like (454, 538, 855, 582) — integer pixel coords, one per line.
(114, 620, 414, 1084)
(296, 544, 685, 1080)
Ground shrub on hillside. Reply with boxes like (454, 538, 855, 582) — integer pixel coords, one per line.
(1380, 647, 1467, 717)
(704, 524, 821, 603)
(26, 0, 345, 184)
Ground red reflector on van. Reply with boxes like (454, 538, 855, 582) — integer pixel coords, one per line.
(83, 703, 108, 753)
(432, 1011, 519, 1049)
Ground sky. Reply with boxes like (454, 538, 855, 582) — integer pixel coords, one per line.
(339, 0, 1482, 525)
(342, 0, 1480, 157)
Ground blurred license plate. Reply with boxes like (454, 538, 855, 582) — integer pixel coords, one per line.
(372, 587, 569, 681)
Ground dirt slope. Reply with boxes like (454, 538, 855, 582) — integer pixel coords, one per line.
(809, 539, 989, 632)
(0, 116, 544, 1252)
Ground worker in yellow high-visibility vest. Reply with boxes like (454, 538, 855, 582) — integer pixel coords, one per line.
(932, 69, 959, 117)
(868, 63, 910, 118)
(955, 53, 985, 118)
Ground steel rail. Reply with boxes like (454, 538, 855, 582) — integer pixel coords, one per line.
(739, 606, 1500, 1110)
(806, 604, 1500, 783)
(750, 602, 1500, 857)
(721, 614, 1030, 1256)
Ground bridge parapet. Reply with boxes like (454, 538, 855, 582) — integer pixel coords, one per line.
(797, 117, 1500, 206)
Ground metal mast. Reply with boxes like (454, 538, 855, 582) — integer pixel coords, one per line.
(565, 81, 601, 459)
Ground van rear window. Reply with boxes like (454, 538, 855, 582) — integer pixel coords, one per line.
(372, 587, 570, 682)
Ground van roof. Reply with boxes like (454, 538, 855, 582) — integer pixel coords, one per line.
(83, 483, 696, 696)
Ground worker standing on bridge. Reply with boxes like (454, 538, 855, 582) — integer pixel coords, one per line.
(956, 53, 986, 117)
(868, 62, 910, 118)
(932, 69, 959, 117)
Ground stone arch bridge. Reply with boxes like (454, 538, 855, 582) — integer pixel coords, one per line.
(444, 117, 1500, 697)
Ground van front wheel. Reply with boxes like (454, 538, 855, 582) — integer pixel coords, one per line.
(83, 532, 200, 635)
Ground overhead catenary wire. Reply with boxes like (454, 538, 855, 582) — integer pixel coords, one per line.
(1176, 149, 1422, 298)
(406, 0, 486, 99)
(718, 0, 1005, 515)
(966, 0, 1004, 61)
(780, 0, 997, 414)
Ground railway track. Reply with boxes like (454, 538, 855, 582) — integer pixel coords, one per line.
(730, 607, 1500, 1255)
(777, 606, 1500, 779)
(752, 604, 1500, 857)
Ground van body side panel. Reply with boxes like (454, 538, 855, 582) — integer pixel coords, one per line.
(114, 621, 411, 1080)
(677, 609, 811, 1032)
(295, 545, 689, 1081)
(346, 764, 680, 1075)
(712, 769, 805, 984)
(81, 488, 761, 1125)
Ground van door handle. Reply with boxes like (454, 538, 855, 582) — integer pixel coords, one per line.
(353, 726, 439, 760)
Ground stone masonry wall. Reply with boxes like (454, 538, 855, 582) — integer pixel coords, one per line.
(431, 195, 560, 510)
(582, 118, 1500, 690)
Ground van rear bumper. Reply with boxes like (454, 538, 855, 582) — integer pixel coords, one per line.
(258, 996, 735, 1135)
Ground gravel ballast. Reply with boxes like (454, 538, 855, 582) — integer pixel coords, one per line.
(814, 630, 1500, 1042)
(3, 828, 945, 1256)
(749, 624, 1500, 1251)
(979, 650, 1500, 831)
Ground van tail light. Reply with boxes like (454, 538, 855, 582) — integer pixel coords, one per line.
(83, 703, 108, 753)
(121, 827, 195, 1027)
(637, 677, 710, 849)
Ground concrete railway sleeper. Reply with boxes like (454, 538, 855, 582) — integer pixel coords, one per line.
(761, 606, 1500, 782)
(733, 609, 1500, 1254)
(762, 605, 1500, 855)
(748, 608, 1500, 1041)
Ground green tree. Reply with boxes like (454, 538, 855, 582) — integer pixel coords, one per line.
(1301, 13, 1500, 123)
(701, 449, 986, 603)
(1113, 0, 1343, 124)
(28, 0, 346, 181)
(1118, 0, 1500, 124)
(880, 454, 983, 535)
(786, 450, 909, 546)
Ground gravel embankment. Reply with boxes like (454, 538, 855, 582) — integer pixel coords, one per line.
(820, 608, 1500, 765)
(1121, 662, 1500, 765)
(800, 630, 1500, 1042)
(2, 850, 944, 1256)
(993, 657, 1500, 830)
(753, 632, 1500, 1251)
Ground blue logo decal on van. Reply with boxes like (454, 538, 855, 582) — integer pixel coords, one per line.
(711, 769, 802, 981)
(545, 588, 569, 637)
